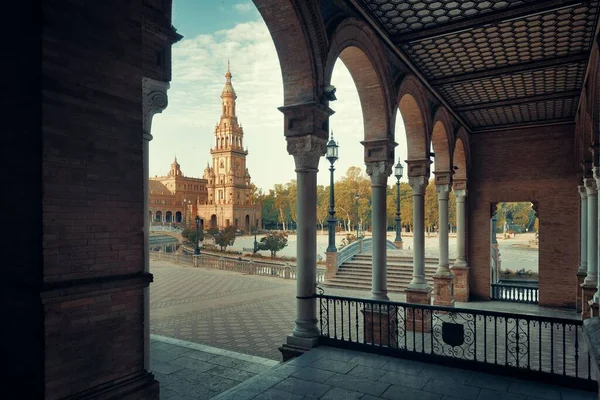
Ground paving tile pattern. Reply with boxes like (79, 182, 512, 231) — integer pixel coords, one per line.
(215, 347, 596, 400)
(150, 261, 403, 360)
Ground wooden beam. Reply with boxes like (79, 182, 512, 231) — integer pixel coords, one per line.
(392, 0, 586, 44)
(455, 91, 581, 112)
(430, 53, 589, 85)
(470, 118, 574, 133)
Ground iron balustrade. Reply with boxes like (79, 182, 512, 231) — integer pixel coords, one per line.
(315, 293, 595, 391)
(491, 283, 539, 304)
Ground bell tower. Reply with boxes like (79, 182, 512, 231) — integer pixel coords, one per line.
(208, 64, 252, 207)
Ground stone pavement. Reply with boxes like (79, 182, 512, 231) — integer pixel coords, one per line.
(150, 261, 407, 360)
(215, 346, 596, 400)
(150, 334, 278, 399)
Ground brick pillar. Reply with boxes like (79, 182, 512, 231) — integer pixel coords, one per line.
(325, 251, 338, 280)
(451, 266, 470, 302)
(362, 305, 398, 346)
(577, 272, 587, 313)
(405, 288, 432, 332)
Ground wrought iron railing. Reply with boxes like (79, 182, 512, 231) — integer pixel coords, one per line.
(491, 282, 539, 304)
(315, 293, 595, 390)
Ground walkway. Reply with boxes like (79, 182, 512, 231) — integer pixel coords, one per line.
(215, 346, 595, 400)
(150, 334, 278, 399)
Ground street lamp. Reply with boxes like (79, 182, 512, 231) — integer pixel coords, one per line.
(394, 159, 404, 245)
(195, 216, 200, 255)
(326, 131, 339, 252)
(355, 193, 360, 239)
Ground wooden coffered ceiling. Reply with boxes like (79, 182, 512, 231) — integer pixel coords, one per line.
(349, 0, 600, 132)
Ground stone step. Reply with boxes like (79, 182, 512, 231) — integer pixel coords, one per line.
(353, 254, 455, 264)
(339, 266, 437, 274)
(322, 281, 416, 293)
(335, 271, 427, 280)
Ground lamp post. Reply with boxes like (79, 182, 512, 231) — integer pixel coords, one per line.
(326, 132, 339, 252)
(355, 193, 360, 239)
(394, 159, 404, 247)
(195, 216, 200, 255)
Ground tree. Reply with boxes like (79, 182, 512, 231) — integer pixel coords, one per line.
(214, 226, 236, 251)
(316, 185, 329, 231)
(181, 227, 196, 244)
(257, 231, 288, 258)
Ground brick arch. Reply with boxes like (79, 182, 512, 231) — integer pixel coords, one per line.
(253, 0, 326, 105)
(396, 75, 430, 161)
(430, 107, 454, 173)
(324, 18, 393, 140)
(453, 127, 470, 182)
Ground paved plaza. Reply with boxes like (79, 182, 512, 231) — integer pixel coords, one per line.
(150, 260, 407, 360)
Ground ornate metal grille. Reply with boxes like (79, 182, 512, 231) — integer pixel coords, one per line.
(316, 293, 596, 391)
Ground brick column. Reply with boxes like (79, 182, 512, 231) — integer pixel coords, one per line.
(583, 177, 598, 319)
(577, 184, 588, 313)
(142, 77, 170, 369)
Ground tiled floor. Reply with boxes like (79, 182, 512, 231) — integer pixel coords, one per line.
(214, 346, 596, 400)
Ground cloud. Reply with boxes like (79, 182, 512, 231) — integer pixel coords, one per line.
(150, 15, 409, 192)
(234, 3, 253, 13)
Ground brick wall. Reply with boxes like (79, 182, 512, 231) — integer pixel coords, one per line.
(2, 0, 44, 396)
(40, 0, 156, 397)
(468, 124, 579, 307)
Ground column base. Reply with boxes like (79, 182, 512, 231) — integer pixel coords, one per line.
(405, 287, 432, 333)
(582, 284, 597, 319)
(279, 335, 319, 362)
(362, 306, 398, 346)
(433, 274, 454, 307)
(576, 272, 587, 313)
(325, 251, 338, 280)
(450, 265, 470, 302)
(394, 240, 404, 249)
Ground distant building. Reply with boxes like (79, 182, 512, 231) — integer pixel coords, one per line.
(149, 67, 261, 232)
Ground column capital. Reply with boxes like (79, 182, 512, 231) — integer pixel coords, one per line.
(436, 184, 450, 200)
(360, 138, 397, 164)
(142, 77, 170, 136)
(454, 189, 467, 199)
(433, 170, 453, 186)
(579, 184, 588, 199)
(585, 177, 598, 196)
(453, 179, 467, 192)
(366, 161, 392, 187)
(405, 159, 432, 178)
(286, 135, 326, 172)
(278, 101, 334, 140)
(408, 176, 428, 195)
(594, 166, 600, 186)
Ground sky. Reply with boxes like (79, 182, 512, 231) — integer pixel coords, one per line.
(150, 0, 410, 192)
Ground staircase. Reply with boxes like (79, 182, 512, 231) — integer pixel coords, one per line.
(324, 253, 445, 293)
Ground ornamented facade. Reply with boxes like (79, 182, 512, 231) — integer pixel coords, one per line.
(149, 67, 261, 231)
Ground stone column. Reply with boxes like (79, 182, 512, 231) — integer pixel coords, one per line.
(142, 77, 170, 368)
(406, 174, 432, 310)
(450, 184, 469, 302)
(577, 184, 588, 313)
(285, 135, 326, 348)
(433, 184, 453, 306)
(583, 177, 598, 319)
(366, 161, 392, 300)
